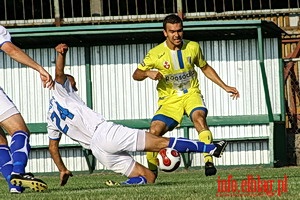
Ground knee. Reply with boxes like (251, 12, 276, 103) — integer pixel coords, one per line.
(192, 116, 208, 130)
(149, 121, 168, 136)
(191, 110, 207, 121)
(149, 128, 161, 136)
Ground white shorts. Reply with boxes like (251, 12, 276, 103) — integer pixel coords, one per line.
(90, 122, 146, 176)
(0, 87, 19, 122)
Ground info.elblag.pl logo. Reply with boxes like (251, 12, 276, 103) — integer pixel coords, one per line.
(216, 174, 288, 197)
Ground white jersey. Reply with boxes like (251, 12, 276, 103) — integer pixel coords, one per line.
(47, 78, 147, 176)
(47, 79, 106, 149)
(0, 25, 11, 46)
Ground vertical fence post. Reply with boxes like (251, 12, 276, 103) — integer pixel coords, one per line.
(257, 26, 274, 122)
(85, 46, 93, 109)
(90, 0, 103, 17)
(54, 0, 61, 26)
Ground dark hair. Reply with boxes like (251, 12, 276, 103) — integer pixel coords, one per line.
(163, 14, 183, 30)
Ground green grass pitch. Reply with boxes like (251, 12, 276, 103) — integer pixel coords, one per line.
(0, 167, 299, 200)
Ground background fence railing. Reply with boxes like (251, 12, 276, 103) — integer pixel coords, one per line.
(0, 0, 299, 27)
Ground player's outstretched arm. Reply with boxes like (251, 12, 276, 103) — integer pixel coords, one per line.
(201, 64, 239, 100)
(49, 139, 73, 186)
(55, 43, 69, 85)
(1, 42, 54, 89)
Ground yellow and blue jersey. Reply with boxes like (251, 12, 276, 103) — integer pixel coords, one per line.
(138, 39, 207, 98)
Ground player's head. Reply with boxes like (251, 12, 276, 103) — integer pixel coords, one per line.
(163, 14, 183, 49)
(163, 14, 183, 30)
(66, 74, 78, 91)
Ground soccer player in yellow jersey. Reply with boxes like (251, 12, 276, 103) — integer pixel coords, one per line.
(132, 14, 239, 178)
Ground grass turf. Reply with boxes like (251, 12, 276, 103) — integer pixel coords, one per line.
(0, 166, 299, 200)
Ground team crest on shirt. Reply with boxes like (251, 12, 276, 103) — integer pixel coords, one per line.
(163, 61, 170, 69)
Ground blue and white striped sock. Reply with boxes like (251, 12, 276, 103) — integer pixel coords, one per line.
(10, 131, 30, 174)
(168, 137, 215, 153)
(0, 145, 23, 191)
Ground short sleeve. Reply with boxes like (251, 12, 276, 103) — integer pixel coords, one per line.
(47, 124, 62, 140)
(194, 43, 207, 68)
(0, 26, 11, 46)
(137, 52, 154, 71)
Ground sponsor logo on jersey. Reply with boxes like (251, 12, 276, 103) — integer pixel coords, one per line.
(165, 69, 196, 82)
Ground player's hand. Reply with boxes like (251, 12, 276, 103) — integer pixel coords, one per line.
(55, 43, 69, 55)
(39, 69, 54, 89)
(60, 170, 73, 186)
(146, 71, 164, 81)
(225, 86, 240, 100)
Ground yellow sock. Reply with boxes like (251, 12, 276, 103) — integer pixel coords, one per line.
(198, 129, 213, 163)
(146, 152, 159, 171)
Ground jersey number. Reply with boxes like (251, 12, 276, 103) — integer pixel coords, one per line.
(50, 102, 74, 134)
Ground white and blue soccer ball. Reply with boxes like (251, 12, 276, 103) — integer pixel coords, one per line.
(157, 148, 181, 172)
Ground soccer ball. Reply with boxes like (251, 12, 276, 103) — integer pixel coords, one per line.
(157, 148, 181, 172)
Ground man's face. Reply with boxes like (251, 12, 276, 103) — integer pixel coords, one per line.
(163, 23, 183, 49)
